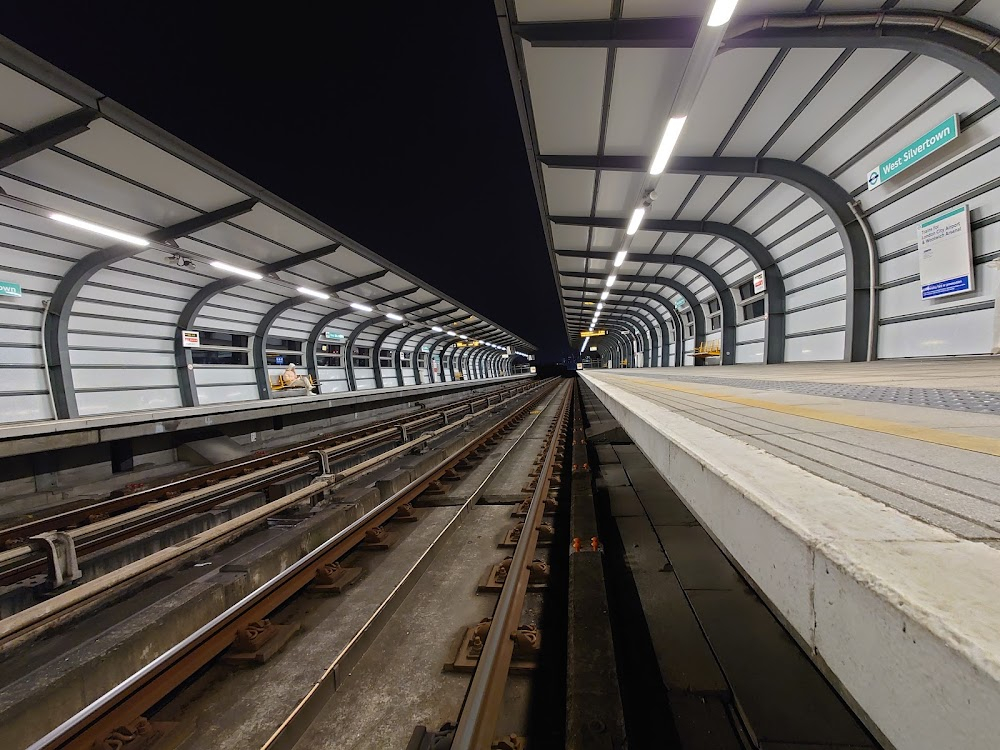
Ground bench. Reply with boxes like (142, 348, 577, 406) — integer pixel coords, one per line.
(270, 375, 318, 392)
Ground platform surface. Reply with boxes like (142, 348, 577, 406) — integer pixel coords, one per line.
(581, 358, 1000, 750)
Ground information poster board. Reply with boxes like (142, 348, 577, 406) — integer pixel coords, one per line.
(753, 271, 765, 294)
(181, 330, 200, 348)
(918, 205, 974, 300)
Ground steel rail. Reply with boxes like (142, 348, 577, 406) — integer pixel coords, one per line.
(0, 382, 541, 586)
(257, 386, 568, 750)
(451, 379, 574, 749)
(0, 381, 534, 547)
(26, 379, 560, 750)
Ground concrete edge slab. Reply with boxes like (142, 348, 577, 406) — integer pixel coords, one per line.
(581, 372, 1000, 750)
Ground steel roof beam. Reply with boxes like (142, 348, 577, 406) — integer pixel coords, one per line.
(0, 109, 100, 169)
(564, 303, 663, 365)
(546, 155, 869, 361)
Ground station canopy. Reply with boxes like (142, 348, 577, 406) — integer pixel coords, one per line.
(497, 0, 999, 364)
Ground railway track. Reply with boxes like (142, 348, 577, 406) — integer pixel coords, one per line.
(22, 378, 570, 750)
(0, 382, 538, 590)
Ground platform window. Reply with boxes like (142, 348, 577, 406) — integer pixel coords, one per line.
(742, 298, 765, 321)
(266, 353, 302, 366)
(707, 299, 721, 331)
(684, 310, 695, 339)
(191, 349, 250, 366)
(400, 350, 413, 367)
(352, 346, 373, 367)
(198, 331, 249, 348)
(265, 337, 303, 352)
(316, 344, 343, 367)
(379, 348, 394, 367)
(737, 281, 756, 301)
(417, 352, 428, 368)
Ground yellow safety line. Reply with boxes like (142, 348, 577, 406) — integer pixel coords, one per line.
(623, 376, 1000, 458)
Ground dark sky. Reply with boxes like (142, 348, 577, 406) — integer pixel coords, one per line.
(4, 3, 571, 363)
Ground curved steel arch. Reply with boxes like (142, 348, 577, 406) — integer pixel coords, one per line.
(545, 154, 872, 361)
(565, 307, 659, 367)
(565, 275, 707, 364)
(174, 244, 339, 406)
(367, 303, 427, 388)
(573, 315, 648, 364)
(565, 284, 691, 367)
(562, 257, 737, 364)
(554, 214, 785, 362)
(43, 198, 258, 418)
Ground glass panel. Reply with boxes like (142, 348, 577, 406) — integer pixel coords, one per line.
(191, 349, 249, 365)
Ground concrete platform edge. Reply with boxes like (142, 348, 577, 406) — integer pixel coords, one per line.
(580, 372, 1000, 750)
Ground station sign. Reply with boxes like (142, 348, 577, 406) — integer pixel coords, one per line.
(456, 341, 481, 348)
(181, 330, 200, 348)
(753, 271, 766, 294)
(580, 330, 606, 338)
(0, 281, 21, 297)
(589, 346, 598, 352)
(867, 114, 959, 191)
(674, 298, 686, 309)
(918, 205, 974, 299)
(576, 363, 583, 370)
(324, 331, 345, 340)
(529, 366, 537, 374)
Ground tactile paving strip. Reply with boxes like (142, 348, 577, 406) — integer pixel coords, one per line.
(635, 375, 1000, 415)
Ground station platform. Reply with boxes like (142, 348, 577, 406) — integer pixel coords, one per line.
(580, 358, 1000, 750)
(0, 376, 532, 460)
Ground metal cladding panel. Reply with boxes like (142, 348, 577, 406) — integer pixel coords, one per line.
(0, 63, 78, 129)
(58, 119, 248, 210)
(645, 173, 701, 219)
(68, 315, 175, 339)
(723, 261, 756, 286)
(881, 264, 998, 320)
(185, 220, 291, 265)
(786, 255, 847, 292)
(878, 308, 996, 358)
(73, 367, 177, 390)
(769, 49, 910, 161)
(228, 205, 327, 251)
(551, 222, 590, 251)
(785, 331, 846, 362)
(756, 198, 828, 248)
(0, 393, 52, 423)
(380, 368, 398, 387)
(706, 177, 774, 224)
(5, 149, 199, 229)
(778, 232, 842, 272)
(675, 177, 740, 221)
(605, 47, 689, 156)
(675, 48, 779, 157)
(515, 0, 611, 22)
(77, 387, 183, 416)
(786, 300, 847, 335)
(69, 333, 172, 352)
(72, 350, 175, 367)
(786, 279, 847, 311)
(522, 43, 606, 155)
(193, 368, 255, 386)
(722, 48, 844, 157)
(737, 320, 766, 343)
(3, 367, 46, 390)
(736, 341, 765, 364)
(197, 384, 259, 405)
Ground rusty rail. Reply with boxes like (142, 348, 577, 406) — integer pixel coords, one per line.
(451, 379, 574, 749)
(26, 379, 560, 750)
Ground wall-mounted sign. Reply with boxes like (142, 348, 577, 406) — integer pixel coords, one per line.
(867, 114, 959, 191)
(529, 366, 537, 374)
(0, 281, 21, 297)
(576, 363, 583, 370)
(324, 331, 344, 340)
(580, 330, 606, 338)
(753, 271, 766, 294)
(421, 345, 430, 352)
(181, 330, 200, 348)
(674, 298, 687, 309)
(919, 205, 974, 299)
(506, 346, 514, 355)
(589, 346, 598, 352)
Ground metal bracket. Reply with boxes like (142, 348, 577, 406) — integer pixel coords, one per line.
(310, 449, 331, 476)
(29, 531, 82, 588)
(398, 424, 409, 443)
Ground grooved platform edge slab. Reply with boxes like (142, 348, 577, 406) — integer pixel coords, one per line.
(582, 372, 1000, 750)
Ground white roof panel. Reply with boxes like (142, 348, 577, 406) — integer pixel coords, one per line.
(604, 48, 689, 156)
(542, 165, 595, 215)
(0, 64, 77, 131)
(515, 0, 612, 22)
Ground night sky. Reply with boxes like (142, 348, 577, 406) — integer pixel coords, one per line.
(4, 3, 571, 363)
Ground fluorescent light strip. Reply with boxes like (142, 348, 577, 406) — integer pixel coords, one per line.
(50, 213, 150, 247)
(350, 302, 373, 312)
(649, 116, 687, 176)
(447, 331, 458, 337)
(605, 275, 617, 287)
(211, 261, 263, 281)
(707, 0, 739, 27)
(460, 335, 468, 340)
(296, 286, 330, 299)
(597, 303, 603, 310)
(601, 290, 609, 301)
(626, 207, 645, 236)
(431, 326, 444, 333)
(386, 312, 404, 321)
(613, 250, 627, 267)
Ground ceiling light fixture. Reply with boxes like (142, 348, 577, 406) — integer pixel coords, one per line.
(649, 116, 687, 175)
(605, 275, 617, 287)
(386, 312, 404, 321)
(50, 213, 150, 247)
(210, 261, 263, 280)
(626, 207, 645, 236)
(431, 326, 444, 333)
(707, 0, 740, 27)
(600, 290, 609, 300)
(350, 302, 373, 312)
(447, 331, 458, 337)
(296, 286, 330, 299)
(614, 250, 628, 267)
